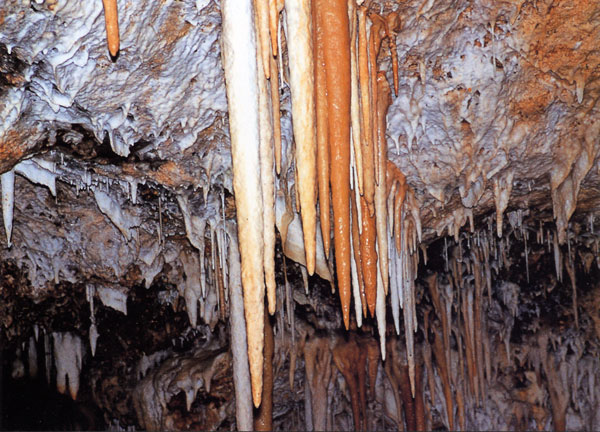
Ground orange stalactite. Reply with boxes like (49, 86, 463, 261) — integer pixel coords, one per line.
(359, 195, 378, 317)
(317, 0, 353, 329)
(357, 6, 375, 214)
(384, 12, 401, 96)
(312, 0, 331, 258)
(102, 0, 120, 57)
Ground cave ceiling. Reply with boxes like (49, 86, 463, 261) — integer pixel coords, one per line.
(1, 0, 600, 430)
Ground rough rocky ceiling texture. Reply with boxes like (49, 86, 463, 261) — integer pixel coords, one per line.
(0, 0, 597, 296)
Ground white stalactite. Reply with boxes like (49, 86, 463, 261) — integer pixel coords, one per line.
(1, 169, 15, 247)
(226, 227, 253, 431)
(220, 0, 265, 407)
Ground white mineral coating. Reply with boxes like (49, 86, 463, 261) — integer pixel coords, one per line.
(96, 284, 128, 315)
(52, 331, 84, 400)
(93, 189, 140, 241)
(14, 158, 57, 196)
(0, 1, 226, 156)
(132, 345, 230, 431)
(1, 170, 15, 247)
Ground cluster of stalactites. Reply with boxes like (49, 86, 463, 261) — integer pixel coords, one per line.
(220, 0, 422, 408)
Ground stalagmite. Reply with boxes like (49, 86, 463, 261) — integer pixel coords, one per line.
(333, 338, 363, 430)
(52, 332, 83, 400)
(311, 0, 331, 256)
(285, 0, 318, 276)
(1, 170, 14, 247)
(256, 29, 277, 315)
(254, 315, 274, 431)
(227, 227, 253, 431)
(317, 0, 352, 329)
(432, 326, 453, 430)
(304, 336, 332, 431)
(220, 0, 265, 407)
(28, 336, 37, 378)
(101, 0, 120, 57)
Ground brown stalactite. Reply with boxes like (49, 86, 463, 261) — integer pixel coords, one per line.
(414, 361, 426, 432)
(432, 325, 454, 430)
(398, 363, 417, 432)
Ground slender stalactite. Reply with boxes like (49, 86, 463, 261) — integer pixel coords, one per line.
(360, 195, 378, 317)
(351, 193, 367, 317)
(255, 0, 272, 79)
(255, 16, 277, 315)
(101, 0, 120, 57)
(316, 0, 352, 329)
(311, 0, 331, 257)
(357, 6, 375, 212)
(374, 72, 391, 296)
(220, 0, 265, 407)
(285, 0, 318, 276)
(348, 0, 364, 196)
(270, 53, 282, 176)
(227, 227, 254, 431)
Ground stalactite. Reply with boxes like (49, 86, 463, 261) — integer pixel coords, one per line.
(311, 0, 331, 258)
(360, 195, 378, 317)
(255, 29, 277, 315)
(101, 0, 119, 57)
(350, 193, 367, 322)
(285, 0, 318, 276)
(318, 0, 353, 329)
(348, 0, 364, 196)
(384, 13, 401, 96)
(1, 169, 15, 247)
(357, 6, 375, 211)
(374, 72, 391, 297)
(220, 0, 265, 407)
(255, 0, 272, 79)
(368, 13, 386, 184)
(565, 253, 579, 328)
(226, 227, 253, 431)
